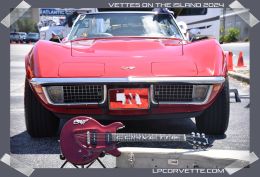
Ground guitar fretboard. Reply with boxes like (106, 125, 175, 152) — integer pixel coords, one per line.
(111, 133, 186, 142)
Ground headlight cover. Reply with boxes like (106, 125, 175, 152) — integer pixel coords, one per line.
(192, 85, 210, 102)
(46, 86, 64, 103)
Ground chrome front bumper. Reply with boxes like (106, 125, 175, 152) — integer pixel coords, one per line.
(30, 77, 225, 85)
(30, 77, 225, 106)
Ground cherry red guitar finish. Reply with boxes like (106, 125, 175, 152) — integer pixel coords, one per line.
(60, 116, 124, 165)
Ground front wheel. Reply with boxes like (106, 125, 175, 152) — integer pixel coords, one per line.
(24, 79, 60, 137)
(195, 78, 230, 135)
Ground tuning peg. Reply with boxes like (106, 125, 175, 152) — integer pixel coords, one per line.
(196, 133, 200, 137)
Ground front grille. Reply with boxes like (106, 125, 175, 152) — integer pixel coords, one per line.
(63, 85, 104, 103)
(153, 84, 193, 102)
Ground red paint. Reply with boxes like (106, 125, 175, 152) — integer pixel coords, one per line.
(58, 62, 105, 77)
(26, 38, 226, 78)
(25, 38, 227, 116)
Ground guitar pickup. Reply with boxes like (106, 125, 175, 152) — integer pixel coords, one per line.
(105, 132, 112, 145)
(86, 131, 91, 145)
(90, 131, 97, 146)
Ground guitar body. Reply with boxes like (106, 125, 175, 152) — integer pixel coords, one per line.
(60, 116, 124, 165)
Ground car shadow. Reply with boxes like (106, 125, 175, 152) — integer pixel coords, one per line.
(11, 118, 226, 154)
(10, 131, 60, 154)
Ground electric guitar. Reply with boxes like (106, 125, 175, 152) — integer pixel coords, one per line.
(60, 116, 209, 165)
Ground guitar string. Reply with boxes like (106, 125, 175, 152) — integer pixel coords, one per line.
(73, 133, 187, 138)
(73, 133, 188, 136)
(73, 133, 200, 140)
(73, 134, 188, 142)
(73, 134, 205, 143)
(73, 133, 188, 138)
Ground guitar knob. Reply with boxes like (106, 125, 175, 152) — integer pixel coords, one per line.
(196, 133, 200, 137)
(203, 143, 207, 146)
(191, 132, 195, 136)
(198, 142, 201, 145)
(193, 141, 196, 144)
(201, 133, 205, 137)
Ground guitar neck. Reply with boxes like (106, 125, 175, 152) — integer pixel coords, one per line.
(112, 133, 186, 142)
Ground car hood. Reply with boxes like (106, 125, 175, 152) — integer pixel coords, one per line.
(70, 38, 183, 57)
(32, 39, 224, 78)
(57, 38, 197, 77)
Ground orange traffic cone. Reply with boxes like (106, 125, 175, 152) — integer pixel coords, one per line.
(237, 51, 245, 67)
(227, 51, 234, 71)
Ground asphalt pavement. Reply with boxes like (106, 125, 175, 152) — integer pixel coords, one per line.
(10, 44, 250, 168)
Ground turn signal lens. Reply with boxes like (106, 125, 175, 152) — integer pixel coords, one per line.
(213, 84, 222, 92)
(31, 83, 48, 104)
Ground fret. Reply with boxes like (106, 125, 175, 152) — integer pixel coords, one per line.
(112, 133, 186, 142)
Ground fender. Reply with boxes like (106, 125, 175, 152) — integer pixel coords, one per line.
(184, 39, 227, 77)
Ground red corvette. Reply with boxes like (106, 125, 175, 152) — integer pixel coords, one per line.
(24, 11, 229, 137)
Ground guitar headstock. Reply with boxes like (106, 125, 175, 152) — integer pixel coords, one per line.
(186, 132, 209, 149)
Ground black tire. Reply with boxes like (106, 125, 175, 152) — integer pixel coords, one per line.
(195, 78, 230, 135)
(24, 79, 60, 137)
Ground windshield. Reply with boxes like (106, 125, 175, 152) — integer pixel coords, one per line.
(68, 13, 183, 40)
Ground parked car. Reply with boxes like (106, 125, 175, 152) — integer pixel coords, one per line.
(10, 32, 23, 43)
(25, 10, 230, 137)
(24, 32, 40, 43)
(17, 32, 27, 43)
(10, 32, 27, 43)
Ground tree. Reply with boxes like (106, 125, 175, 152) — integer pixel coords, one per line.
(219, 27, 240, 43)
(225, 28, 240, 42)
(15, 18, 38, 33)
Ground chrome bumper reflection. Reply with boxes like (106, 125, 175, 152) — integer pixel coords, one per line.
(30, 77, 225, 85)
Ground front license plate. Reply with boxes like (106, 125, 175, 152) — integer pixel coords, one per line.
(109, 88, 149, 110)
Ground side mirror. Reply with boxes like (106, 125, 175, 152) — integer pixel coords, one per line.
(178, 21, 188, 34)
(189, 28, 201, 41)
(177, 21, 188, 40)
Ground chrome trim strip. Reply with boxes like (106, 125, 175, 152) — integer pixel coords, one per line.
(42, 85, 107, 106)
(30, 77, 225, 85)
(150, 85, 213, 105)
